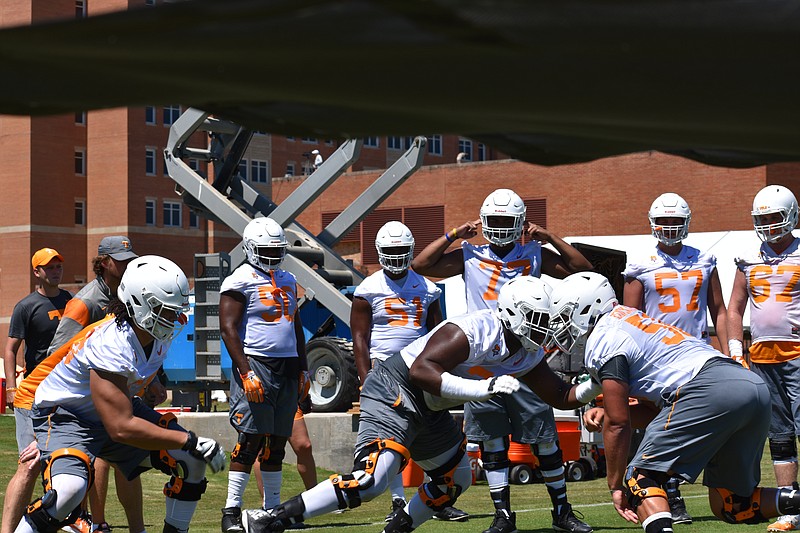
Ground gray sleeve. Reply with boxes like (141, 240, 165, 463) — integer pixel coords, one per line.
(597, 354, 630, 383)
(47, 316, 83, 355)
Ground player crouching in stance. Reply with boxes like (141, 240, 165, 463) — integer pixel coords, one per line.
(550, 272, 800, 533)
(14, 256, 226, 533)
(242, 276, 601, 533)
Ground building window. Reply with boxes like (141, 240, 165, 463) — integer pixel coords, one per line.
(250, 160, 269, 183)
(145, 199, 156, 225)
(458, 138, 473, 161)
(285, 163, 295, 177)
(145, 147, 157, 176)
(301, 137, 318, 144)
(163, 201, 182, 227)
(286, 136, 295, 142)
(237, 159, 248, 180)
(163, 105, 181, 126)
(74, 199, 86, 226)
(363, 137, 380, 148)
(75, 0, 86, 18)
(477, 143, 487, 162)
(388, 137, 414, 150)
(145, 0, 156, 5)
(189, 210, 199, 228)
(188, 159, 200, 171)
(427, 135, 442, 156)
(74, 148, 86, 175)
(325, 139, 335, 146)
(145, 106, 156, 125)
(75, 111, 86, 126)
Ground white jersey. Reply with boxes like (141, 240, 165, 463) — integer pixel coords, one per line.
(220, 263, 299, 358)
(400, 309, 544, 379)
(35, 318, 169, 423)
(584, 305, 722, 408)
(462, 241, 542, 312)
(623, 245, 716, 342)
(353, 270, 441, 361)
(736, 238, 800, 344)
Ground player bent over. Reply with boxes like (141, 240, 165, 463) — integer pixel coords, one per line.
(13, 256, 226, 533)
(242, 276, 602, 533)
(550, 272, 800, 533)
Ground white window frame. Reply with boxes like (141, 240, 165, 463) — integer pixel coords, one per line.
(427, 135, 443, 156)
(163, 200, 182, 227)
(285, 162, 296, 177)
(250, 159, 269, 183)
(74, 199, 86, 226)
(75, 111, 86, 126)
(458, 138, 473, 161)
(189, 210, 199, 228)
(238, 158, 248, 180)
(75, 0, 86, 18)
(363, 137, 380, 148)
(74, 148, 86, 176)
(163, 105, 181, 126)
(145, 106, 157, 125)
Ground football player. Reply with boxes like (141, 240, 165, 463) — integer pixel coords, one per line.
(242, 277, 602, 533)
(221, 217, 308, 533)
(412, 188, 593, 533)
(552, 272, 800, 533)
(622, 192, 729, 523)
(728, 185, 800, 532)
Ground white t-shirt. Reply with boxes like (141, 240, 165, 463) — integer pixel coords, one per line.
(35, 319, 169, 422)
(220, 263, 299, 358)
(353, 270, 441, 361)
(623, 244, 717, 341)
(462, 241, 542, 313)
(583, 305, 721, 407)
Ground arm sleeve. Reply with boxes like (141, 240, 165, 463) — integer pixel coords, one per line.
(597, 354, 630, 383)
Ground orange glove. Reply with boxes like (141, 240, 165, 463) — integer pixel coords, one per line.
(298, 370, 311, 402)
(241, 370, 265, 403)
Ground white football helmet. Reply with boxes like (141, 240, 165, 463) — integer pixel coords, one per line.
(375, 221, 414, 274)
(548, 272, 617, 356)
(243, 217, 288, 270)
(497, 276, 553, 353)
(480, 189, 526, 246)
(648, 192, 691, 246)
(117, 255, 190, 341)
(751, 185, 799, 243)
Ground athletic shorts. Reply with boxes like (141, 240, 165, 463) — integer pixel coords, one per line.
(15, 406, 35, 454)
(357, 354, 464, 463)
(229, 356, 300, 437)
(464, 378, 557, 444)
(630, 357, 770, 496)
(751, 358, 800, 440)
(32, 397, 181, 481)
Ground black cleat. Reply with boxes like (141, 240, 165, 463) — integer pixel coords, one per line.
(669, 496, 692, 525)
(552, 504, 593, 533)
(432, 507, 469, 522)
(242, 509, 284, 533)
(222, 507, 244, 533)
(482, 510, 517, 533)
(386, 498, 407, 523)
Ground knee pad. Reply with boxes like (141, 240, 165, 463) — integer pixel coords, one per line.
(769, 437, 798, 464)
(418, 445, 468, 512)
(329, 438, 410, 510)
(231, 432, 266, 467)
(713, 487, 764, 524)
(163, 476, 208, 501)
(26, 489, 78, 533)
(479, 437, 509, 471)
(624, 468, 667, 511)
(260, 435, 288, 468)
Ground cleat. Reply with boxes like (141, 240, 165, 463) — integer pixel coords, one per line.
(62, 511, 92, 533)
(552, 504, 593, 533)
(222, 507, 244, 533)
(385, 498, 407, 523)
(482, 510, 516, 533)
(768, 515, 800, 532)
(432, 506, 469, 522)
(669, 496, 692, 525)
(91, 523, 112, 533)
(242, 508, 286, 533)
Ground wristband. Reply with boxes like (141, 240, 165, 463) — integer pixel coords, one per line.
(182, 430, 198, 451)
(444, 231, 454, 243)
(574, 379, 602, 403)
(728, 339, 744, 358)
(6, 387, 16, 392)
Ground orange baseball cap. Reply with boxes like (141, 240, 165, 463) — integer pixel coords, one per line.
(31, 248, 64, 269)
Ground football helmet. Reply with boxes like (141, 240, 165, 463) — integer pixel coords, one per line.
(751, 185, 799, 243)
(375, 221, 414, 274)
(548, 272, 617, 356)
(480, 189, 526, 246)
(648, 193, 691, 246)
(497, 276, 553, 353)
(242, 217, 288, 270)
(118, 255, 190, 341)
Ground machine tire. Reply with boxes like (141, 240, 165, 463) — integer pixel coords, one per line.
(509, 464, 534, 485)
(306, 337, 358, 413)
(566, 460, 589, 482)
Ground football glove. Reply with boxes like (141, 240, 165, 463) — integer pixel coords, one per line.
(487, 375, 520, 396)
(183, 431, 226, 473)
(241, 370, 265, 403)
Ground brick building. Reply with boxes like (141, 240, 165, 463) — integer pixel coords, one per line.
(2, 0, 800, 347)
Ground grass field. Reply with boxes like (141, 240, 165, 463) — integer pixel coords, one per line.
(0, 414, 780, 532)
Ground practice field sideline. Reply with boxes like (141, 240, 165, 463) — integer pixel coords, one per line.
(0, 414, 778, 532)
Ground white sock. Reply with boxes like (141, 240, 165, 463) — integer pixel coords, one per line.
(262, 470, 283, 509)
(165, 498, 198, 532)
(485, 467, 509, 491)
(225, 471, 251, 508)
(389, 473, 406, 501)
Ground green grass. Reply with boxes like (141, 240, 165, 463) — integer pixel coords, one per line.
(0, 414, 780, 532)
